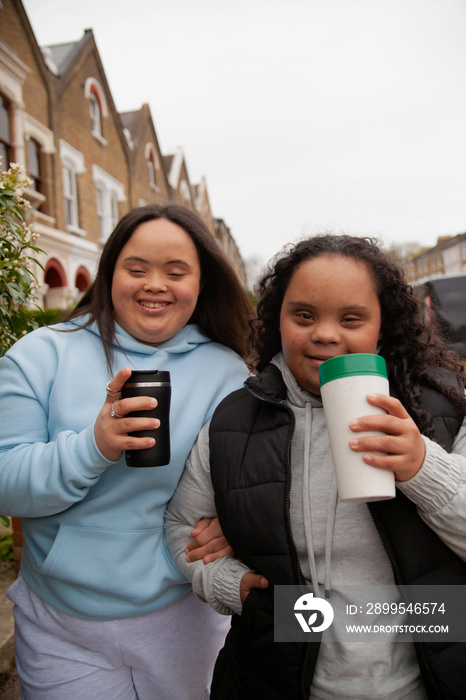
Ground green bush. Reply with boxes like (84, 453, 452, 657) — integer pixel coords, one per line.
(0, 530, 13, 562)
(0, 160, 44, 357)
(32, 307, 68, 326)
(1, 161, 46, 526)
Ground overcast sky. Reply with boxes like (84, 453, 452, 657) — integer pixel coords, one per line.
(22, 0, 466, 272)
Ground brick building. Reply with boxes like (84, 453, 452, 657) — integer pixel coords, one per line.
(1, 0, 248, 566)
(0, 0, 246, 315)
(404, 233, 466, 284)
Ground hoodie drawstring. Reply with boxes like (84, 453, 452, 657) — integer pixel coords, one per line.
(303, 402, 321, 597)
(303, 401, 338, 599)
(324, 476, 338, 598)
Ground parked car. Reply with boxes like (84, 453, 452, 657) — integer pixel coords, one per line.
(416, 275, 466, 365)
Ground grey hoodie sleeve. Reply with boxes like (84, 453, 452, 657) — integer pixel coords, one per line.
(165, 421, 251, 616)
(397, 419, 466, 561)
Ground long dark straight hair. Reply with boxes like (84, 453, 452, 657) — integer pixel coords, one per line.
(66, 204, 253, 368)
(250, 234, 465, 436)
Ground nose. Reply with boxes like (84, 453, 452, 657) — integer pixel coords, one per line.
(310, 319, 340, 344)
(143, 271, 168, 293)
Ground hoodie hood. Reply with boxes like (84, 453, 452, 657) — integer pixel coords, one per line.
(67, 316, 210, 358)
(271, 352, 322, 409)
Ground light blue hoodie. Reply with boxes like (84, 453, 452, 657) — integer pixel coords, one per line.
(0, 318, 250, 620)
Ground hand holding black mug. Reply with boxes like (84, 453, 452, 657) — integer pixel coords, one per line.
(94, 367, 170, 466)
(121, 370, 171, 467)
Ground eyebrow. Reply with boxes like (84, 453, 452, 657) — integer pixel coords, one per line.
(122, 256, 148, 264)
(286, 301, 372, 312)
(122, 256, 191, 267)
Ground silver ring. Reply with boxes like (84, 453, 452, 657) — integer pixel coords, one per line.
(110, 402, 124, 418)
(106, 382, 121, 398)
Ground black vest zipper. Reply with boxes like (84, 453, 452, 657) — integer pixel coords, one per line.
(245, 382, 320, 700)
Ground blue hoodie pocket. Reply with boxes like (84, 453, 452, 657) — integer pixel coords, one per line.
(38, 523, 187, 604)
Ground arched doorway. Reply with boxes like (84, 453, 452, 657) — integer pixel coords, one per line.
(44, 258, 68, 308)
(75, 266, 91, 293)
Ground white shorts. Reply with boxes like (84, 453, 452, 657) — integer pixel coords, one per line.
(7, 574, 230, 700)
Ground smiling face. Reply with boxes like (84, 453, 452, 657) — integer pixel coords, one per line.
(279, 254, 382, 395)
(111, 218, 202, 346)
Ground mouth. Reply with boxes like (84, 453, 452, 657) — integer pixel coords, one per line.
(308, 356, 335, 366)
(138, 300, 170, 310)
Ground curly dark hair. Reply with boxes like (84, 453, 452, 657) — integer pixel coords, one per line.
(250, 234, 465, 437)
(66, 204, 253, 368)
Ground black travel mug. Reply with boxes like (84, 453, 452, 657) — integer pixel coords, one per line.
(121, 370, 171, 467)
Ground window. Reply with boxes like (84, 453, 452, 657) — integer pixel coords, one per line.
(63, 164, 79, 228)
(180, 179, 191, 204)
(110, 192, 119, 230)
(96, 187, 118, 240)
(0, 95, 12, 167)
(0, 43, 30, 167)
(89, 92, 102, 137)
(148, 157, 156, 188)
(145, 144, 160, 192)
(96, 187, 105, 238)
(60, 140, 86, 235)
(92, 164, 125, 242)
(84, 78, 108, 145)
(27, 139, 42, 192)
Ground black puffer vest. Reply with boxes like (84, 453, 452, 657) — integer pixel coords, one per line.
(209, 363, 465, 700)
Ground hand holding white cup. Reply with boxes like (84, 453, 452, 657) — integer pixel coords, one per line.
(319, 353, 396, 503)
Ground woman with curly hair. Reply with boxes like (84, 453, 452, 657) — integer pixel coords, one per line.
(166, 234, 466, 700)
(252, 234, 465, 437)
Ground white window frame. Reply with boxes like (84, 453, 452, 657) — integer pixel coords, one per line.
(0, 41, 55, 209)
(84, 78, 108, 145)
(0, 93, 12, 167)
(110, 191, 119, 230)
(148, 158, 156, 188)
(89, 92, 102, 137)
(96, 186, 105, 240)
(92, 164, 126, 242)
(180, 179, 191, 204)
(63, 164, 79, 230)
(23, 113, 55, 154)
(0, 41, 29, 168)
(144, 142, 160, 193)
(60, 140, 86, 236)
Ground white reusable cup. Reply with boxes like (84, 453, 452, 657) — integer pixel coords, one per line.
(319, 353, 396, 503)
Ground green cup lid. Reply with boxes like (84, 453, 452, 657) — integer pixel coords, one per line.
(319, 353, 387, 387)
